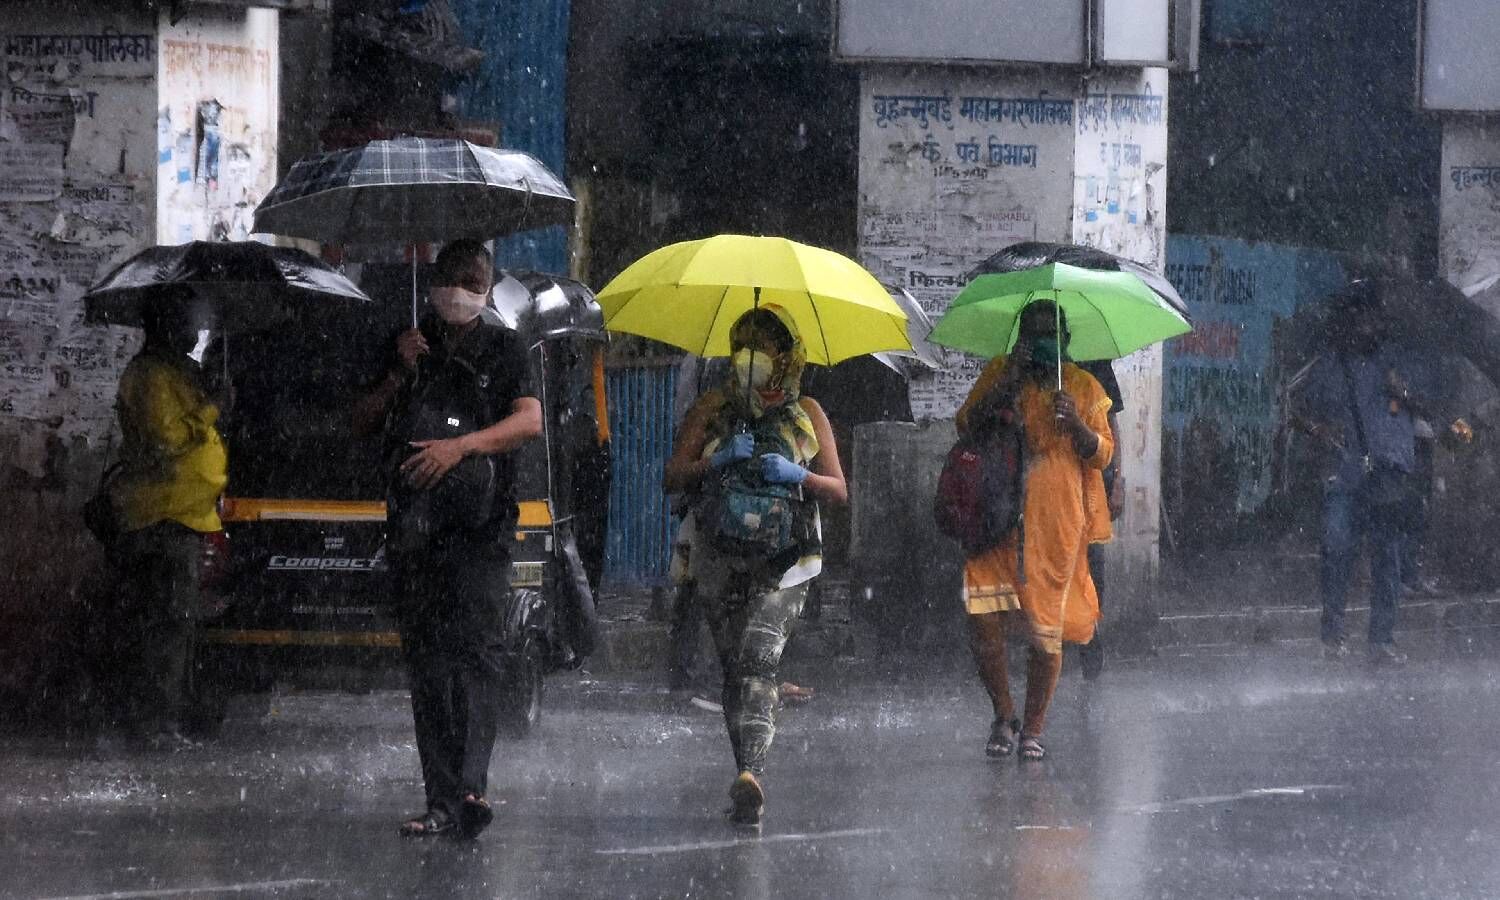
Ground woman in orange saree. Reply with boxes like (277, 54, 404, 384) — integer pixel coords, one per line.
(955, 301, 1113, 761)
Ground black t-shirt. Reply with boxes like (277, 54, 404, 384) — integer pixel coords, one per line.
(1079, 360, 1124, 415)
(385, 311, 536, 532)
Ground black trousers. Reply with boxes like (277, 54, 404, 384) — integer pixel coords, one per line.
(572, 440, 612, 593)
(106, 522, 201, 735)
(394, 533, 511, 819)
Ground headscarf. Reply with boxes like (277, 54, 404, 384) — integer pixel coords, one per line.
(708, 304, 818, 463)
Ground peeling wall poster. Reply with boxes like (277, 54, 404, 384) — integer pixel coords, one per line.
(175, 131, 194, 184)
(157, 106, 172, 165)
(0, 320, 50, 418)
(0, 143, 65, 201)
(50, 179, 140, 244)
(1, 101, 75, 150)
(157, 13, 278, 246)
(0, 16, 157, 459)
(195, 98, 222, 189)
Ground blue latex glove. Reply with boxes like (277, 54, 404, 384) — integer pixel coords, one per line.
(759, 453, 808, 485)
(709, 433, 755, 469)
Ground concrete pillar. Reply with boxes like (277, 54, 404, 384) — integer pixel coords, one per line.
(1440, 119, 1500, 305)
(157, 8, 281, 245)
(854, 65, 1168, 624)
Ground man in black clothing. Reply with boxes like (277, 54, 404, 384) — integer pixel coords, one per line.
(353, 240, 541, 839)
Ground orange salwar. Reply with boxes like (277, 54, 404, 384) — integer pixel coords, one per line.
(957, 357, 1114, 654)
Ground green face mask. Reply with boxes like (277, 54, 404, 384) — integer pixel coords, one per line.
(1029, 336, 1061, 364)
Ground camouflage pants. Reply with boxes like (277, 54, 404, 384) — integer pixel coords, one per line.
(698, 553, 809, 777)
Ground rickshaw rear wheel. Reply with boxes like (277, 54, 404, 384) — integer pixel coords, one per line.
(497, 639, 544, 739)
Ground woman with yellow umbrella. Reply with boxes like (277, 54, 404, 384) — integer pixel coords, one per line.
(600, 235, 909, 827)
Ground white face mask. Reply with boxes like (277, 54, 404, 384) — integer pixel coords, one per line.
(430, 285, 489, 324)
(732, 348, 778, 391)
(187, 328, 213, 365)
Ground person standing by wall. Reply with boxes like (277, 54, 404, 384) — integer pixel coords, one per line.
(105, 295, 227, 750)
(353, 240, 542, 838)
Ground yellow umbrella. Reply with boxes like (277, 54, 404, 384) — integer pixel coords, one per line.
(597, 234, 912, 365)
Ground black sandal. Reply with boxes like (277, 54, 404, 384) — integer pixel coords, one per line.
(398, 809, 455, 838)
(1018, 735, 1046, 762)
(986, 718, 1020, 758)
(459, 793, 494, 839)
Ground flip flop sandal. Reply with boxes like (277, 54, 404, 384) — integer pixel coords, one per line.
(1018, 736, 1046, 762)
(779, 682, 816, 707)
(398, 810, 455, 838)
(986, 718, 1020, 758)
(459, 794, 494, 839)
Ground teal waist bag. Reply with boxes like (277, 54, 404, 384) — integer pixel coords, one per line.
(701, 426, 806, 560)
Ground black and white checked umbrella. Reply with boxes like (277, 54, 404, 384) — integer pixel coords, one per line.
(253, 138, 574, 244)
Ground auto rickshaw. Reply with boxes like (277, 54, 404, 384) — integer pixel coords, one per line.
(185, 270, 608, 738)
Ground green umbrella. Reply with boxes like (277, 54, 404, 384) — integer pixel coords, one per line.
(929, 262, 1191, 374)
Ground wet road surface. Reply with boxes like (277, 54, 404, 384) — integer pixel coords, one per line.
(3, 641, 1500, 899)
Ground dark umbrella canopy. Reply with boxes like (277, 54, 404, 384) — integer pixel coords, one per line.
(966, 240, 1190, 319)
(84, 240, 370, 331)
(253, 138, 575, 244)
(1280, 271, 1500, 394)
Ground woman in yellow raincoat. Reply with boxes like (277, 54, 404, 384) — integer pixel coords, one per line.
(955, 300, 1113, 762)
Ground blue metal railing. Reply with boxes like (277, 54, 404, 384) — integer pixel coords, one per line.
(604, 364, 677, 585)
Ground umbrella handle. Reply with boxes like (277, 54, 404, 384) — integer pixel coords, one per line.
(746, 285, 760, 416)
(410, 252, 418, 329)
(515, 176, 535, 236)
(1055, 293, 1063, 392)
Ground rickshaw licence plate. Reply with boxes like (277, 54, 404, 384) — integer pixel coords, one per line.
(509, 561, 545, 587)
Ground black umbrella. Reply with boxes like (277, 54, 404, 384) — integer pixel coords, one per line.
(84, 240, 370, 332)
(965, 241, 1191, 319)
(1281, 271, 1500, 397)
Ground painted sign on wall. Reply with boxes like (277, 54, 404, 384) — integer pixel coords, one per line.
(1163, 234, 1345, 516)
(857, 69, 1077, 420)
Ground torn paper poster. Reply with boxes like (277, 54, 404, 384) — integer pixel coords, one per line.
(0, 142, 65, 201)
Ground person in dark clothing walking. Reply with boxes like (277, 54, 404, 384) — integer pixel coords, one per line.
(353, 240, 541, 838)
(1295, 281, 1426, 666)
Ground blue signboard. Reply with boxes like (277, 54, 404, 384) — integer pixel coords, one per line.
(1164, 235, 1345, 512)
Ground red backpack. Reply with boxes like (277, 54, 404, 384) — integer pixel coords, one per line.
(933, 410, 1027, 565)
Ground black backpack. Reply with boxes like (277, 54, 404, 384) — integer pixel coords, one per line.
(386, 325, 508, 550)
